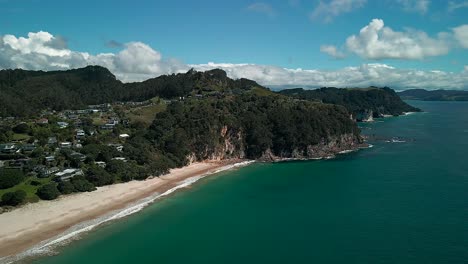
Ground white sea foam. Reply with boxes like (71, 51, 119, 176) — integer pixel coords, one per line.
(338, 149, 355, 154)
(1, 160, 255, 264)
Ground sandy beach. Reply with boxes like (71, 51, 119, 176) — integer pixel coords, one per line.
(0, 159, 246, 260)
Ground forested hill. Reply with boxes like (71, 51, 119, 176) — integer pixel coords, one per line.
(0, 66, 265, 117)
(398, 89, 468, 101)
(278, 87, 420, 121)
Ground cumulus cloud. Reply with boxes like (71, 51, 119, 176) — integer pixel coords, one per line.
(397, 0, 430, 14)
(453, 25, 468, 48)
(0, 31, 187, 82)
(192, 62, 468, 90)
(246, 2, 276, 18)
(320, 45, 346, 58)
(323, 19, 450, 60)
(310, 0, 366, 23)
(1, 31, 468, 90)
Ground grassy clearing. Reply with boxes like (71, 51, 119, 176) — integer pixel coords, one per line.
(0, 176, 52, 203)
(126, 103, 167, 127)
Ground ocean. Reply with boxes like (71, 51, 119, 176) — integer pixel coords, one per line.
(32, 101, 468, 264)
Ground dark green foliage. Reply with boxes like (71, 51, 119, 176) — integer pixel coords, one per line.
(70, 176, 96, 192)
(30, 180, 41, 186)
(0, 169, 25, 189)
(106, 160, 147, 182)
(0, 66, 264, 117)
(279, 87, 420, 120)
(36, 183, 60, 200)
(398, 89, 468, 101)
(57, 181, 76, 194)
(1, 190, 27, 206)
(85, 166, 114, 186)
(145, 94, 360, 163)
(12, 123, 30, 134)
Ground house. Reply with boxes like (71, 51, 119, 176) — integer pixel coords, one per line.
(100, 123, 115, 130)
(112, 157, 127, 162)
(45, 156, 55, 163)
(36, 118, 49, 125)
(95, 161, 106, 168)
(108, 144, 124, 152)
(70, 151, 86, 162)
(36, 166, 60, 178)
(0, 143, 19, 154)
(21, 144, 36, 154)
(8, 158, 31, 170)
(55, 168, 84, 181)
(59, 142, 72, 149)
(76, 129, 86, 139)
(57, 122, 69, 129)
(119, 134, 130, 139)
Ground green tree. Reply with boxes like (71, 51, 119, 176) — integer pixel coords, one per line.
(1, 190, 27, 206)
(0, 169, 25, 189)
(12, 123, 30, 134)
(70, 176, 96, 192)
(57, 181, 76, 194)
(85, 166, 114, 186)
(36, 183, 60, 200)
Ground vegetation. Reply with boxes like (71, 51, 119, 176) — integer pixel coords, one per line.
(0, 66, 263, 117)
(1, 190, 26, 206)
(278, 87, 420, 120)
(36, 183, 60, 200)
(398, 89, 468, 101)
(0, 169, 25, 189)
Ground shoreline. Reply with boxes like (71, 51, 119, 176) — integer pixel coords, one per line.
(0, 159, 252, 263)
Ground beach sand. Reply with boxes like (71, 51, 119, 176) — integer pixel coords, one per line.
(0, 160, 245, 260)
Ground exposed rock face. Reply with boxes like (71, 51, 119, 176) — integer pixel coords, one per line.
(187, 126, 365, 163)
(258, 133, 365, 162)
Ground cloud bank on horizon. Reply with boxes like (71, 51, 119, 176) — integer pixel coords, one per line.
(1, 24, 467, 90)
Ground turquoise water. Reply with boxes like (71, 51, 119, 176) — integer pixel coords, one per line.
(34, 101, 468, 264)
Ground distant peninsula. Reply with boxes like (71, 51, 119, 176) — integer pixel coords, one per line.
(278, 87, 420, 122)
(398, 89, 468, 101)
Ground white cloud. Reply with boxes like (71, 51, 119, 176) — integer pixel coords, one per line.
(310, 0, 366, 22)
(341, 19, 450, 60)
(397, 0, 430, 14)
(453, 25, 468, 48)
(193, 62, 468, 90)
(320, 45, 346, 58)
(448, 1, 468, 11)
(246, 3, 276, 17)
(1, 31, 468, 90)
(0, 32, 187, 82)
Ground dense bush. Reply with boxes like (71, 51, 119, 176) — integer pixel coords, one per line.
(57, 181, 76, 194)
(1, 190, 27, 206)
(85, 166, 114, 186)
(12, 123, 30, 134)
(0, 169, 25, 189)
(70, 176, 96, 192)
(36, 183, 60, 200)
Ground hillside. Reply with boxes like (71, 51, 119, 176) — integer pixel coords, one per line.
(398, 89, 468, 101)
(0, 66, 265, 117)
(278, 87, 420, 121)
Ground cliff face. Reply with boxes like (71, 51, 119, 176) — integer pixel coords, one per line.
(187, 125, 364, 163)
(257, 133, 365, 162)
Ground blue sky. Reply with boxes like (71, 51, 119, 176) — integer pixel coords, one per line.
(1, 0, 468, 89)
